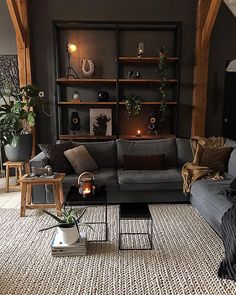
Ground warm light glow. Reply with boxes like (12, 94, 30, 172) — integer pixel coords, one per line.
(83, 188, 91, 194)
(68, 43, 77, 53)
(136, 129, 142, 137)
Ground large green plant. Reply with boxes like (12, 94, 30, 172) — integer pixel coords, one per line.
(0, 83, 47, 146)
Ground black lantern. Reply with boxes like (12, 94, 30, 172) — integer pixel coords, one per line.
(78, 172, 95, 198)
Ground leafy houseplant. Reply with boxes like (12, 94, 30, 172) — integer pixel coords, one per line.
(124, 94, 142, 117)
(0, 83, 47, 161)
(40, 208, 92, 245)
(159, 45, 168, 113)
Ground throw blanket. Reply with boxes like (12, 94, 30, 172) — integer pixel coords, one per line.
(218, 203, 236, 281)
(182, 136, 224, 194)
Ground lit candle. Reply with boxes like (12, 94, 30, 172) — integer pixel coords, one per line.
(136, 129, 142, 137)
(83, 187, 91, 198)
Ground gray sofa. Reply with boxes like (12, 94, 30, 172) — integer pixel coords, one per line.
(30, 138, 193, 204)
(190, 138, 236, 236)
(30, 137, 236, 237)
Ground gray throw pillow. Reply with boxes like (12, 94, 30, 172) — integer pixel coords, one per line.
(64, 145, 98, 175)
(39, 142, 74, 174)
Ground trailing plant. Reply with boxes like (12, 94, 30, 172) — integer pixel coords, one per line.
(39, 208, 93, 232)
(159, 45, 168, 112)
(124, 94, 142, 117)
(0, 83, 48, 146)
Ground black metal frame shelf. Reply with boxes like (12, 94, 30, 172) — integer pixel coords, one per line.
(53, 20, 182, 141)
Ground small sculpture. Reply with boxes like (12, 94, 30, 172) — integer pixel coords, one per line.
(31, 165, 52, 176)
(137, 42, 144, 58)
(98, 91, 109, 102)
(73, 91, 80, 101)
(81, 59, 95, 77)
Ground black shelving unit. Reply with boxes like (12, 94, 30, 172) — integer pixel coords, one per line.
(53, 21, 182, 141)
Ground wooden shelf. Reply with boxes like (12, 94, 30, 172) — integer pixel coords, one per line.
(56, 78, 116, 85)
(57, 101, 116, 105)
(119, 101, 177, 105)
(118, 57, 179, 63)
(57, 101, 177, 106)
(59, 135, 117, 141)
(56, 78, 178, 85)
(119, 79, 177, 84)
(119, 134, 175, 140)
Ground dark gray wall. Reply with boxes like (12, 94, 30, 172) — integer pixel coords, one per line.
(206, 3, 236, 137)
(2, 1, 234, 142)
(0, 0, 16, 55)
(29, 0, 196, 143)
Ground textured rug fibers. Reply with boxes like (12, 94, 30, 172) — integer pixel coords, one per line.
(0, 204, 235, 295)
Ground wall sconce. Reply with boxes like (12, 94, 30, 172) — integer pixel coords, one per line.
(78, 172, 95, 198)
(64, 42, 79, 79)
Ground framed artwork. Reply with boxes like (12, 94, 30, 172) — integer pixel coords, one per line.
(90, 109, 112, 136)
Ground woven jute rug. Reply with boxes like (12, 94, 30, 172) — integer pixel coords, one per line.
(0, 204, 236, 295)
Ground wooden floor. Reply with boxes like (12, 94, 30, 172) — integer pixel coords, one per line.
(0, 177, 21, 209)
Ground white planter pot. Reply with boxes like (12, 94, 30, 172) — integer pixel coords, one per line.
(57, 226, 80, 245)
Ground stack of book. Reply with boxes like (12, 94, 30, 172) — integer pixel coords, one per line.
(51, 231, 87, 257)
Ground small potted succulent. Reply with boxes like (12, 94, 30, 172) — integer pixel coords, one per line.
(39, 208, 92, 245)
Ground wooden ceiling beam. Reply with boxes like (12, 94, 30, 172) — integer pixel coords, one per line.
(191, 0, 221, 137)
(202, 0, 222, 48)
(6, 0, 25, 47)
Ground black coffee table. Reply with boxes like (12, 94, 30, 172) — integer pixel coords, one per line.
(64, 185, 108, 242)
(119, 203, 153, 250)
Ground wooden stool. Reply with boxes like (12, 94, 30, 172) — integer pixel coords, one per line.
(3, 161, 25, 193)
(18, 173, 65, 217)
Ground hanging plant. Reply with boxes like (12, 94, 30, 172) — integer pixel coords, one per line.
(124, 94, 142, 117)
(159, 45, 168, 112)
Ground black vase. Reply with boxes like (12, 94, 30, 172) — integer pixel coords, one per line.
(4, 134, 32, 162)
(98, 91, 109, 102)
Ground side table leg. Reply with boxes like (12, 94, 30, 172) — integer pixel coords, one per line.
(15, 168, 18, 185)
(26, 184, 32, 205)
(53, 184, 61, 217)
(59, 183, 64, 204)
(20, 183, 27, 217)
(5, 165, 9, 193)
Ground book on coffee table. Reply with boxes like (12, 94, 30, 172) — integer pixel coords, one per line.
(51, 231, 87, 256)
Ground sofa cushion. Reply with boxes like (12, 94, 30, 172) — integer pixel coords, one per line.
(228, 148, 236, 177)
(117, 168, 182, 191)
(39, 142, 74, 174)
(72, 141, 117, 169)
(224, 138, 236, 148)
(190, 176, 234, 215)
(200, 146, 233, 172)
(64, 145, 98, 174)
(176, 138, 193, 166)
(117, 138, 177, 168)
(62, 169, 118, 191)
(123, 154, 166, 170)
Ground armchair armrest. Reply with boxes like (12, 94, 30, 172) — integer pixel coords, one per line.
(29, 152, 48, 169)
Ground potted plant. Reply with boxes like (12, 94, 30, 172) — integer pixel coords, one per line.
(39, 208, 92, 245)
(124, 94, 142, 117)
(0, 83, 47, 162)
(159, 45, 168, 113)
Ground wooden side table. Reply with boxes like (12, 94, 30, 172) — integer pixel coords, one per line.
(3, 161, 25, 193)
(18, 173, 65, 217)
